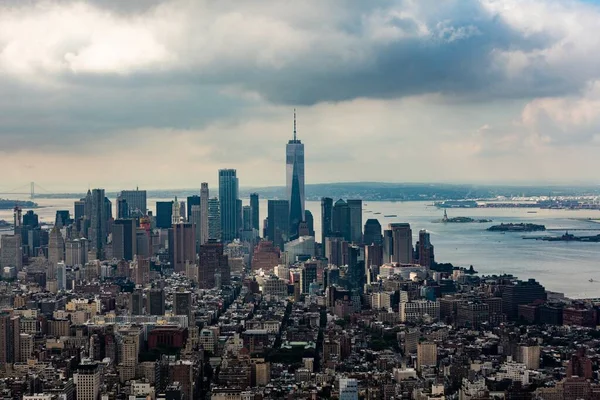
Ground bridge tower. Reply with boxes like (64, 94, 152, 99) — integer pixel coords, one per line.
(30, 182, 35, 200)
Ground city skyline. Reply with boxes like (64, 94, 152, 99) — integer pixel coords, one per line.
(1, 0, 600, 189)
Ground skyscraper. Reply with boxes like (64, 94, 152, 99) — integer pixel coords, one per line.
(250, 193, 260, 231)
(186, 195, 200, 223)
(169, 223, 196, 273)
(321, 197, 333, 244)
(198, 240, 229, 289)
(416, 230, 435, 268)
(333, 199, 351, 241)
(172, 197, 182, 224)
(156, 201, 173, 229)
(147, 289, 165, 315)
(219, 169, 239, 242)
(48, 226, 65, 266)
(286, 110, 305, 239)
(0, 235, 22, 270)
(76, 363, 100, 400)
(117, 198, 129, 219)
(347, 199, 363, 244)
(242, 205, 252, 231)
(173, 291, 192, 320)
(267, 200, 289, 250)
(200, 183, 210, 245)
(190, 204, 201, 251)
(113, 219, 136, 261)
(389, 223, 413, 264)
(118, 189, 147, 216)
(89, 188, 108, 257)
(208, 197, 221, 241)
(363, 219, 383, 246)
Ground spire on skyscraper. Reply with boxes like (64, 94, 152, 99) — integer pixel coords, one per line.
(293, 108, 297, 141)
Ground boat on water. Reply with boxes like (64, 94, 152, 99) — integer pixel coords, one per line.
(374, 212, 381, 215)
(527, 211, 538, 214)
(590, 279, 595, 283)
(384, 214, 397, 217)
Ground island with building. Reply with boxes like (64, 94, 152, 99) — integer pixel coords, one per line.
(487, 222, 546, 232)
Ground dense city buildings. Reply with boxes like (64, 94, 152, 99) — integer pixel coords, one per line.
(1, 118, 599, 400)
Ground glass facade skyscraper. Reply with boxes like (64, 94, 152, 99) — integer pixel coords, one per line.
(219, 169, 239, 242)
(286, 111, 305, 238)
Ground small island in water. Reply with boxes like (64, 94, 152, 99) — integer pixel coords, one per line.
(433, 210, 492, 223)
(0, 199, 38, 209)
(488, 223, 546, 232)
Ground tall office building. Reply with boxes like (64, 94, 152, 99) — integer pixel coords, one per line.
(198, 241, 229, 289)
(0, 312, 19, 367)
(89, 188, 108, 257)
(119, 189, 147, 216)
(116, 198, 129, 219)
(267, 200, 289, 250)
(56, 262, 67, 291)
(250, 193, 260, 231)
(130, 290, 143, 315)
(333, 199, 351, 241)
(13, 206, 21, 235)
(208, 198, 221, 241)
(0, 235, 22, 270)
(363, 219, 382, 246)
(23, 210, 39, 228)
(156, 201, 173, 229)
(172, 197, 182, 224)
(173, 291, 192, 320)
(113, 219, 137, 261)
(74, 199, 86, 221)
(286, 111, 305, 238)
(169, 223, 196, 273)
(48, 226, 65, 266)
(242, 206, 252, 231)
(190, 205, 201, 251)
(76, 363, 100, 400)
(219, 169, 239, 242)
(416, 230, 435, 268)
(147, 289, 165, 315)
(186, 195, 200, 223)
(200, 183, 210, 245)
(382, 230, 393, 263)
(365, 244, 383, 268)
(66, 239, 88, 267)
(321, 197, 333, 244)
(347, 200, 363, 244)
(389, 223, 413, 264)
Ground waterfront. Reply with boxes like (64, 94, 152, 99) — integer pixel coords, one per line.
(2, 196, 600, 298)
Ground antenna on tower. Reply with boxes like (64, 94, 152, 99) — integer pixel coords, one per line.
(293, 108, 297, 141)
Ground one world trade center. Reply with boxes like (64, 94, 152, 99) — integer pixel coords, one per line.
(286, 110, 305, 239)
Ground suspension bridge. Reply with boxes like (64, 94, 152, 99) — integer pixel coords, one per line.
(0, 182, 53, 200)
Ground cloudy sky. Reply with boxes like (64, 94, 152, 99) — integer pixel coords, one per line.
(1, 0, 599, 191)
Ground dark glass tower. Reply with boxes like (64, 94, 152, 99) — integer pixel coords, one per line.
(363, 219, 383, 246)
(219, 169, 239, 242)
(286, 110, 305, 239)
(332, 199, 351, 242)
(250, 193, 260, 231)
(156, 201, 173, 229)
(267, 200, 289, 250)
(186, 195, 200, 222)
(321, 197, 333, 245)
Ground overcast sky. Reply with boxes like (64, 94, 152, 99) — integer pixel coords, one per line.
(1, 0, 600, 191)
